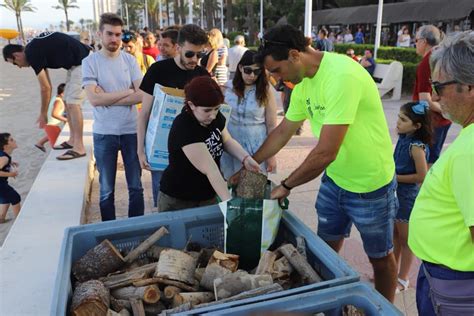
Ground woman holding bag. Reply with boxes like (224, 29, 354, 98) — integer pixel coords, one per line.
(158, 76, 260, 212)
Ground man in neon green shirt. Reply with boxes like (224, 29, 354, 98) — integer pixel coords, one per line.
(408, 31, 474, 315)
(247, 24, 398, 301)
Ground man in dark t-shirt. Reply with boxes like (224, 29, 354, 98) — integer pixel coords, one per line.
(137, 24, 210, 208)
(3, 32, 91, 160)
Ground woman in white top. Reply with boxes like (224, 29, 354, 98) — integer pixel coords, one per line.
(220, 50, 278, 179)
(398, 28, 411, 48)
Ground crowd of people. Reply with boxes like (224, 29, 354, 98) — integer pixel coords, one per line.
(1, 12, 473, 315)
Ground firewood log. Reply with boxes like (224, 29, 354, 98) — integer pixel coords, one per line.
(272, 256, 294, 279)
(163, 286, 182, 300)
(213, 270, 274, 299)
(124, 227, 169, 263)
(110, 298, 130, 312)
(132, 277, 199, 292)
(256, 251, 277, 275)
(143, 302, 166, 315)
(106, 309, 131, 316)
(194, 267, 206, 282)
(129, 299, 145, 316)
(111, 285, 160, 304)
(145, 245, 168, 260)
(72, 280, 110, 316)
(158, 302, 192, 316)
(171, 292, 215, 308)
(200, 263, 233, 291)
(208, 250, 239, 272)
(296, 236, 307, 260)
(72, 240, 125, 282)
(235, 170, 268, 199)
(279, 244, 322, 284)
(155, 249, 197, 285)
(101, 271, 148, 289)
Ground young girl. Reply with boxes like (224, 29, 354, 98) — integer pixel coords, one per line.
(220, 50, 277, 179)
(0, 133, 21, 223)
(157, 76, 260, 212)
(393, 101, 432, 291)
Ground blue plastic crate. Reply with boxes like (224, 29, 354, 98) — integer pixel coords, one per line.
(201, 282, 403, 316)
(50, 205, 359, 315)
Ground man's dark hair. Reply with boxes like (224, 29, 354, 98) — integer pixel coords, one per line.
(161, 29, 178, 45)
(255, 24, 308, 64)
(99, 13, 123, 31)
(57, 83, 66, 95)
(177, 24, 208, 46)
(0, 133, 11, 151)
(122, 30, 137, 43)
(3, 44, 24, 61)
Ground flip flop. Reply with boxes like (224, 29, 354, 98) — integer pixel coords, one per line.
(34, 144, 46, 153)
(56, 150, 86, 161)
(53, 141, 73, 150)
(396, 277, 410, 293)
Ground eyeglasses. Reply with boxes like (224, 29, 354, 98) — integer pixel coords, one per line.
(242, 66, 262, 76)
(184, 50, 206, 58)
(260, 37, 288, 49)
(415, 38, 424, 43)
(431, 79, 459, 96)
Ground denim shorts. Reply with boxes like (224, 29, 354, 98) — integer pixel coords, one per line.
(0, 183, 21, 205)
(315, 174, 398, 259)
(396, 183, 419, 223)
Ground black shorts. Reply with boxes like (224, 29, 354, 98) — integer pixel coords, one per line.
(0, 183, 21, 205)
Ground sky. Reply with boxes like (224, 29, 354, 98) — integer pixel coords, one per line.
(0, 0, 94, 30)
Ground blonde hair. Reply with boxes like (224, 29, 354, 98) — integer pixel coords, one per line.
(208, 28, 223, 50)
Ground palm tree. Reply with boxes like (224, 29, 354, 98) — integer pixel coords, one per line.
(52, 0, 79, 32)
(1, 0, 36, 43)
(79, 18, 85, 30)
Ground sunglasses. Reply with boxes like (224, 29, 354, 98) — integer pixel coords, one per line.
(122, 33, 136, 42)
(184, 50, 206, 58)
(430, 79, 458, 96)
(242, 66, 262, 76)
(260, 37, 288, 49)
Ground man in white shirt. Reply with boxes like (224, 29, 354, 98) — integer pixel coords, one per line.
(227, 35, 248, 79)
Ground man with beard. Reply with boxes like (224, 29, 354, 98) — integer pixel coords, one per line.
(82, 13, 144, 221)
(137, 24, 209, 209)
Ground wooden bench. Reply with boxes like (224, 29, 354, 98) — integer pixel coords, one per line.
(373, 61, 403, 101)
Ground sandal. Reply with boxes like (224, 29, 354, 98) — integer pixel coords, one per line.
(53, 141, 73, 150)
(56, 150, 86, 161)
(396, 277, 410, 293)
(34, 144, 46, 153)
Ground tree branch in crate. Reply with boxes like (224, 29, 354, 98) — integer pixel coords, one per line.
(256, 250, 277, 275)
(72, 280, 110, 316)
(129, 299, 145, 316)
(100, 262, 157, 289)
(124, 227, 169, 263)
(111, 285, 161, 304)
(296, 236, 307, 260)
(133, 277, 199, 292)
(213, 270, 274, 300)
(279, 243, 322, 284)
(110, 297, 130, 312)
(171, 292, 215, 308)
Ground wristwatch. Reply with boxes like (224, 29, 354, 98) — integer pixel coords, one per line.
(281, 178, 293, 191)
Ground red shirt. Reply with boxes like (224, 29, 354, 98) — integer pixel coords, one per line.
(412, 51, 451, 127)
(142, 46, 160, 60)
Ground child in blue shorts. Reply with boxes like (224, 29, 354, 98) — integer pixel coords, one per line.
(0, 133, 21, 223)
(393, 101, 432, 292)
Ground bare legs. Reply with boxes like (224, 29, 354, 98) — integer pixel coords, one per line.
(0, 203, 21, 223)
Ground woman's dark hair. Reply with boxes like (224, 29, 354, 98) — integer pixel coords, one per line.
(0, 133, 11, 151)
(400, 102, 433, 145)
(232, 50, 269, 106)
(184, 76, 224, 109)
(57, 83, 66, 95)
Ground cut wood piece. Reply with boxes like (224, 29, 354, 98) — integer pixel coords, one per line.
(208, 250, 239, 272)
(111, 285, 160, 304)
(256, 251, 277, 275)
(272, 256, 294, 279)
(195, 283, 284, 309)
(72, 280, 110, 316)
(163, 286, 182, 300)
(296, 236, 307, 260)
(124, 227, 169, 263)
(158, 302, 192, 316)
(107, 262, 157, 278)
(172, 292, 214, 308)
(129, 299, 145, 316)
(145, 245, 168, 260)
(125, 258, 152, 271)
(213, 270, 274, 300)
(279, 243, 322, 284)
(235, 169, 268, 199)
(132, 277, 199, 292)
(143, 302, 166, 315)
(102, 271, 147, 289)
(110, 298, 130, 312)
(73, 239, 125, 282)
(200, 263, 233, 291)
(107, 309, 131, 316)
(155, 249, 197, 285)
(194, 267, 206, 282)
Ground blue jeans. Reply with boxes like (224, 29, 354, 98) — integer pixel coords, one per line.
(315, 174, 398, 258)
(416, 261, 474, 316)
(428, 124, 451, 164)
(93, 133, 144, 221)
(151, 170, 163, 208)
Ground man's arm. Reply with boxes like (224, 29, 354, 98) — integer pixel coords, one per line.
(109, 78, 143, 106)
(419, 92, 442, 113)
(84, 85, 134, 107)
(37, 69, 52, 127)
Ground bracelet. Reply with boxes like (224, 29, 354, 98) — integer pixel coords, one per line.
(242, 155, 250, 165)
(281, 178, 293, 191)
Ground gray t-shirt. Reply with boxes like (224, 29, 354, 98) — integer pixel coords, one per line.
(82, 51, 142, 135)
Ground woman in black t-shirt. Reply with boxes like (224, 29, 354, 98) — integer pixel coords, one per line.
(158, 76, 260, 212)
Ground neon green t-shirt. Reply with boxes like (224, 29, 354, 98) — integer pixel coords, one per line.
(286, 53, 394, 193)
(409, 124, 474, 271)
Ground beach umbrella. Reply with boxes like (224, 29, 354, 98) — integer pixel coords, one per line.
(0, 29, 20, 42)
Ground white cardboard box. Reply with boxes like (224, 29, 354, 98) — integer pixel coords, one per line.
(145, 84, 231, 170)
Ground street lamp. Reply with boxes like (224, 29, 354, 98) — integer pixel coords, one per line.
(304, 0, 312, 37)
(374, 0, 384, 59)
(188, 0, 193, 24)
(201, 0, 204, 28)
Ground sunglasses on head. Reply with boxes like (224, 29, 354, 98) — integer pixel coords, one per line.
(260, 37, 288, 49)
(122, 33, 136, 42)
(184, 50, 206, 58)
(242, 66, 262, 76)
(430, 79, 459, 96)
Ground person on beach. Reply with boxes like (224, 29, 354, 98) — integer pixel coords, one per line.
(82, 13, 144, 221)
(3, 32, 91, 160)
(157, 28, 179, 61)
(234, 24, 398, 302)
(122, 31, 155, 75)
(0, 133, 21, 223)
(138, 24, 210, 209)
(393, 101, 432, 292)
(34, 83, 68, 152)
(158, 76, 260, 212)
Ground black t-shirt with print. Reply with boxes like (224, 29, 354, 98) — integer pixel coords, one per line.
(24, 32, 91, 75)
(160, 109, 226, 201)
(139, 58, 209, 94)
